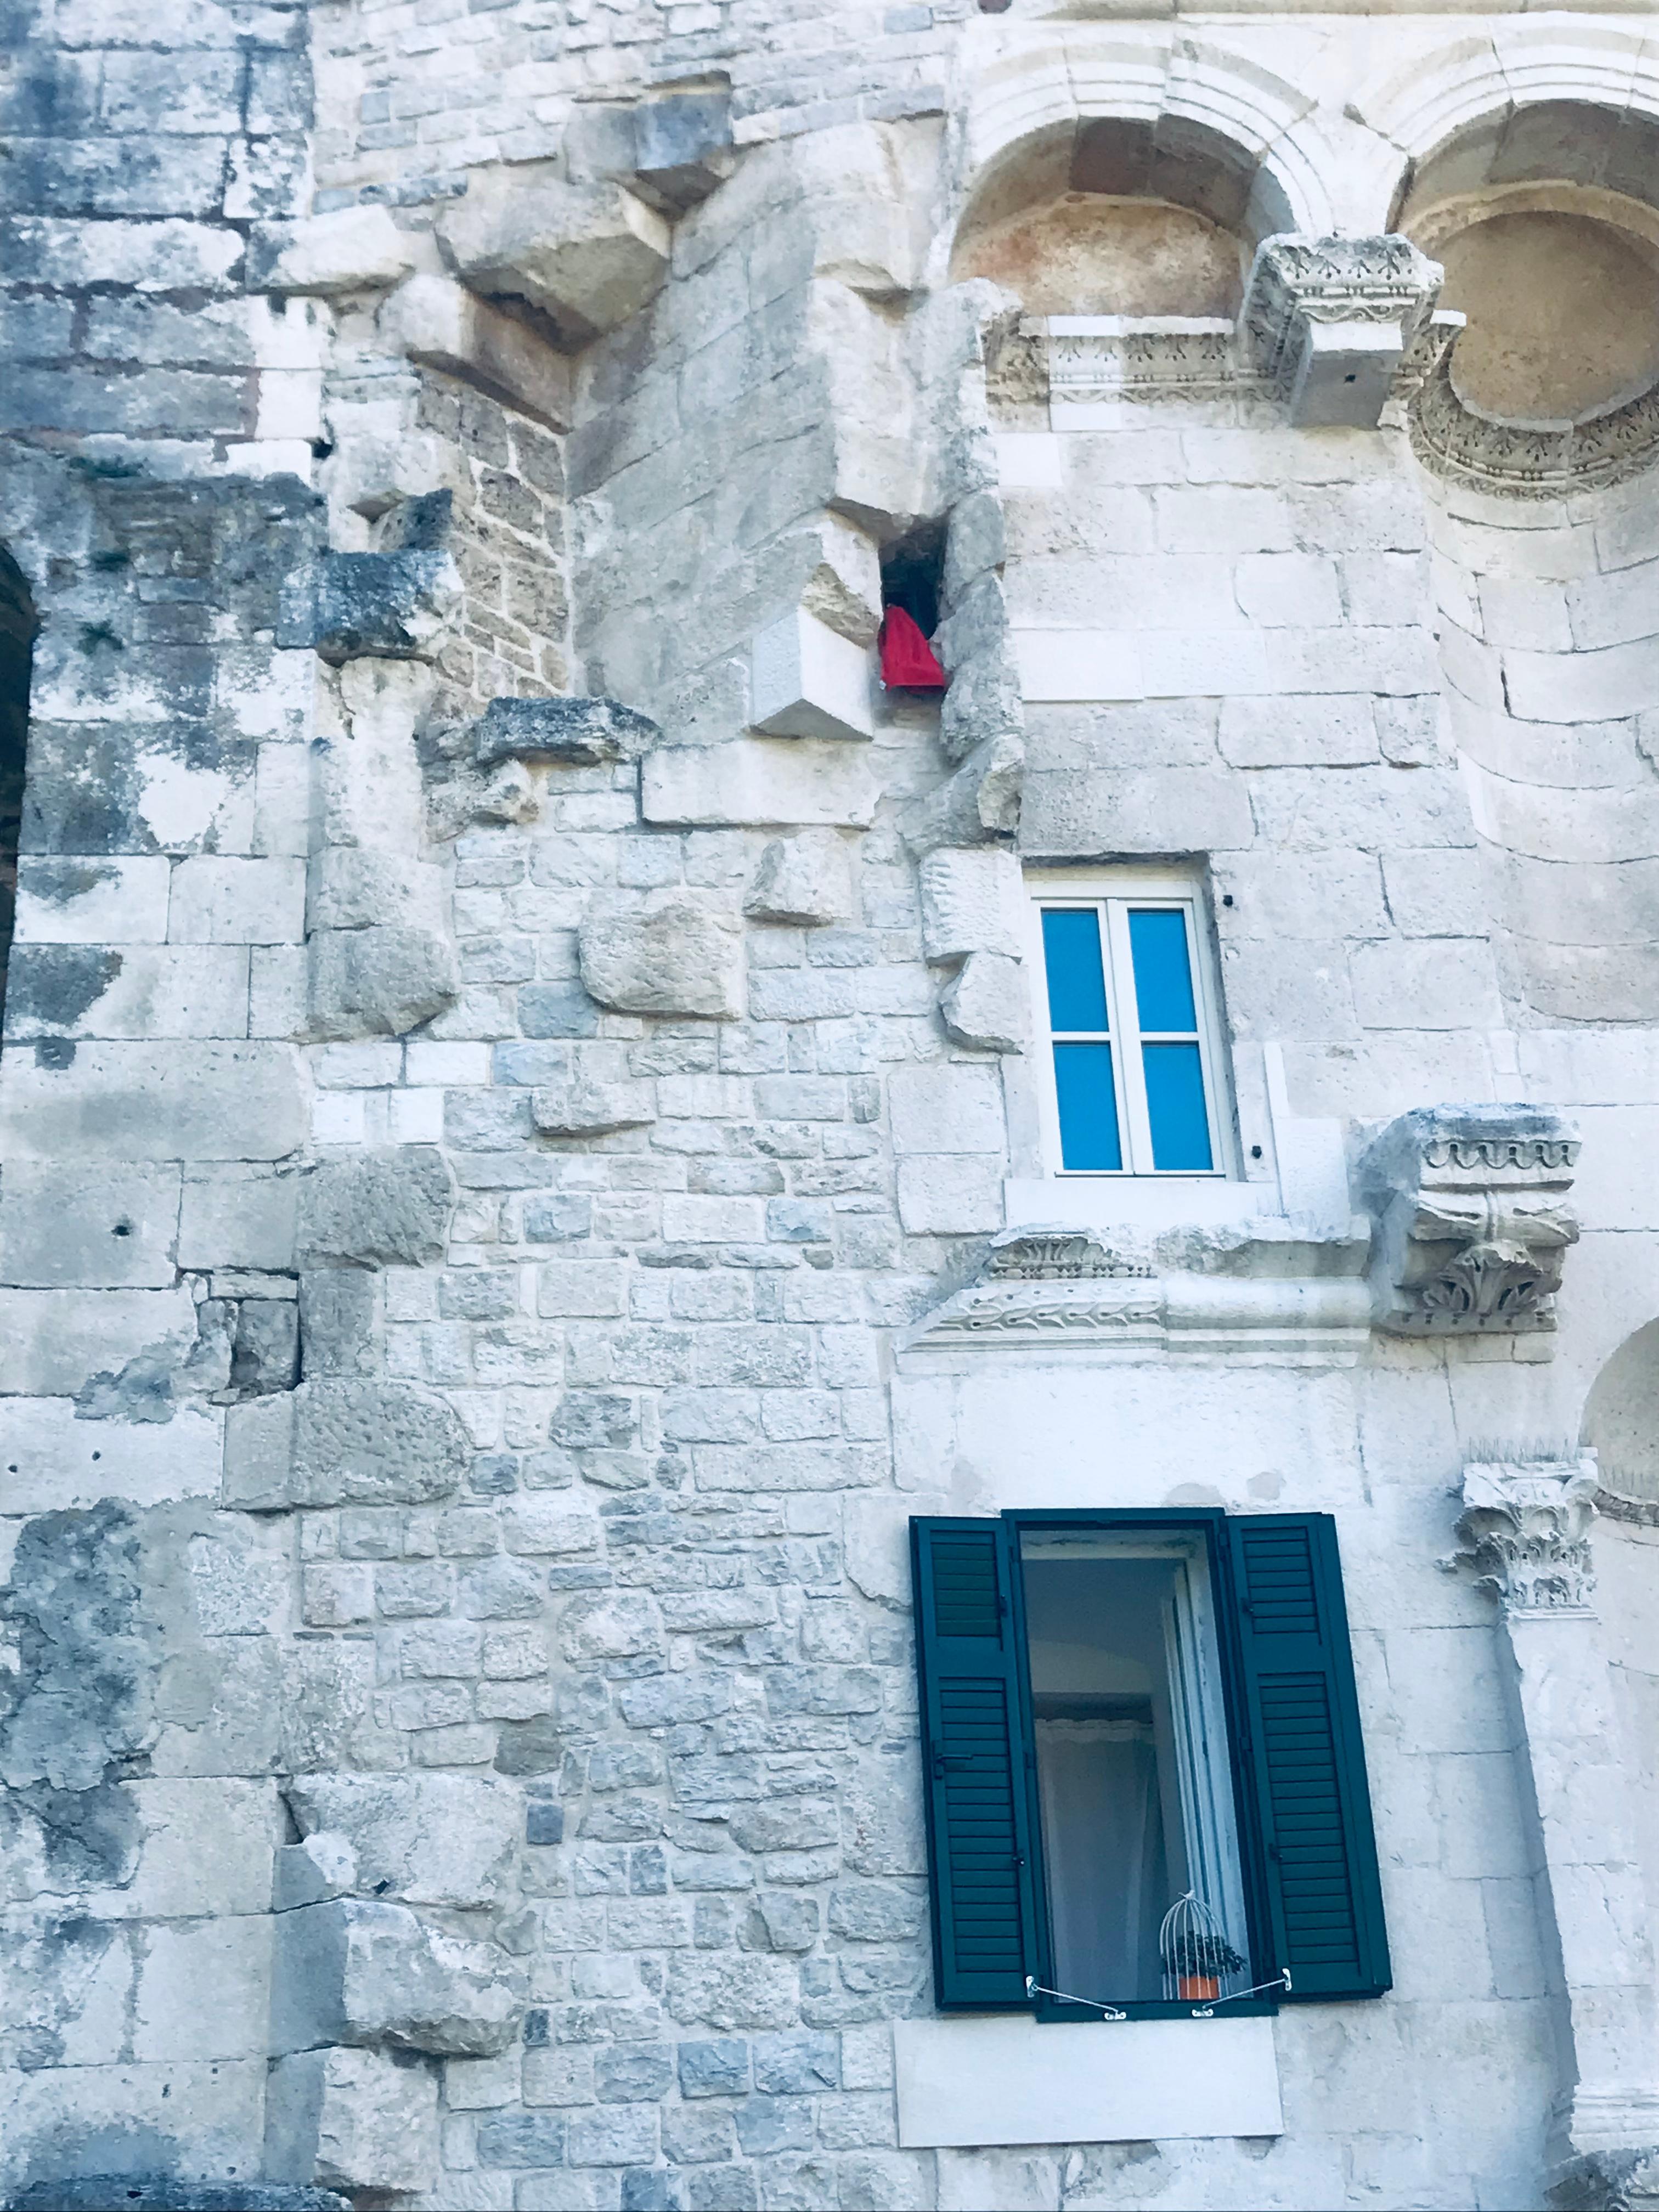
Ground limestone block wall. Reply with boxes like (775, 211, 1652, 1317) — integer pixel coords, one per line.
(4, 1, 1659, 2207)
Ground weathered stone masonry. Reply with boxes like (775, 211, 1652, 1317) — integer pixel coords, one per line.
(5, 1, 1659, 2208)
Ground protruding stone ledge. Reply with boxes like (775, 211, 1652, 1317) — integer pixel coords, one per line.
(437, 168, 670, 349)
(473, 695, 662, 769)
(1242, 233, 1443, 428)
(380, 273, 574, 432)
(277, 551, 462, 665)
(249, 205, 415, 298)
(1360, 1105, 1580, 1336)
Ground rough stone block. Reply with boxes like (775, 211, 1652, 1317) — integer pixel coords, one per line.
(900, 734, 1024, 856)
(179, 1165, 300, 1272)
(233, 1298, 301, 1393)
(272, 1897, 525, 2057)
(0, 1043, 306, 1163)
(278, 551, 461, 665)
(379, 273, 574, 432)
(743, 831, 854, 927)
(917, 848, 1023, 963)
(224, 1379, 468, 1509)
(297, 1147, 455, 1269)
(14, 856, 171, 945)
(579, 889, 743, 1019)
(531, 1080, 657, 1136)
(642, 739, 880, 829)
(284, 1774, 520, 1907)
(438, 166, 670, 347)
(896, 1155, 1005, 1234)
(631, 84, 736, 212)
(751, 608, 874, 742)
(939, 952, 1028, 1054)
(794, 513, 884, 647)
(473, 696, 661, 769)
(307, 926, 461, 1041)
(250, 205, 415, 296)
(265, 2046, 439, 2196)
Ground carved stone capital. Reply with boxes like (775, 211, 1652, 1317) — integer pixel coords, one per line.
(1453, 1456, 1600, 1616)
(984, 1226, 1152, 1283)
(1361, 1105, 1580, 1336)
(1242, 233, 1443, 428)
(1410, 318, 1659, 499)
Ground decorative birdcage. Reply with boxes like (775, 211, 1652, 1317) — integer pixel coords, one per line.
(1159, 1891, 1245, 2004)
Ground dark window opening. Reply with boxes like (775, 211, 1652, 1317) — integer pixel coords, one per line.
(0, 546, 38, 1035)
(880, 521, 947, 641)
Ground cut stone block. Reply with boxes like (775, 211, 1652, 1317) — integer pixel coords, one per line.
(285, 1774, 521, 1908)
(795, 513, 884, 647)
(272, 1898, 526, 2058)
(278, 551, 462, 665)
(531, 1080, 657, 1136)
(918, 847, 1025, 963)
(249, 205, 415, 297)
(643, 740, 880, 830)
(297, 1147, 455, 1270)
(579, 889, 743, 1019)
(631, 84, 736, 212)
(223, 1379, 469, 1509)
(751, 608, 874, 741)
(307, 926, 461, 1041)
(901, 733, 1024, 855)
(744, 830, 854, 926)
(473, 695, 661, 769)
(939, 952, 1029, 1055)
(438, 165, 670, 348)
(379, 273, 573, 431)
(265, 2045, 439, 2196)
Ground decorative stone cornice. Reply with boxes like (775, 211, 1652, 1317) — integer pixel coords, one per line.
(1241, 234, 1443, 428)
(1041, 317, 1248, 405)
(983, 1227, 1152, 1282)
(1410, 321, 1659, 498)
(1361, 1106, 1580, 1337)
(1452, 1457, 1600, 1616)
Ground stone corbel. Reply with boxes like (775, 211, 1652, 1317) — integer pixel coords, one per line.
(1360, 1107, 1580, 1338)
(1242, 234, 1443, 429)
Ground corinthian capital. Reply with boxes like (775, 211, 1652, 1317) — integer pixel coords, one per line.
(1453, 1457, 1600, 1616)
(1242, 233, 1442, 428)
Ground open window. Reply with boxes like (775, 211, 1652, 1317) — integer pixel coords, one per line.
(1023, 869, 1231, 1178)
(911, 1511, 1390, 2021)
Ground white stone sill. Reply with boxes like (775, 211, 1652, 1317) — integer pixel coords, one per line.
(1005, 1175, 1277, 1232)
(893, 2013, 1283, 2148)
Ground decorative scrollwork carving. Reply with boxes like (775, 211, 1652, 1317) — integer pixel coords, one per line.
(984, 1228, 1152, 1282)
(1361, 1107, 1580, 1336)
(1410, 323, 1659, 497)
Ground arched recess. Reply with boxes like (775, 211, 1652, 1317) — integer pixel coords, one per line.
(952, 30, 1332, 317)
(0, 546, 36, 1033)
(1583, 1321, 1659, 1511)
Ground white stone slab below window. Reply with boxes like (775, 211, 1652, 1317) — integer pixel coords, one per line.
(893, 2015, 1283, 2149)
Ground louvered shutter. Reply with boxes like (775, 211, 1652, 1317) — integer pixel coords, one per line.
(1227, 1513, 1391, 2001)
(910, 1516, 1039, 2010)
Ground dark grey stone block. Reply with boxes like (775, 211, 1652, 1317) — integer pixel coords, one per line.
(277, 550, 458, 664)
(472, 695, 661, 769)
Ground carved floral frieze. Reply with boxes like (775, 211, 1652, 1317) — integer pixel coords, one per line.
(1409, 320, 1659, 498)
(1361, 1108, 1580, 1337)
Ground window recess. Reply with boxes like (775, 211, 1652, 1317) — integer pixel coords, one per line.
(910, 1511, 1391, 2022)
(1025, 872, 1230, 1178)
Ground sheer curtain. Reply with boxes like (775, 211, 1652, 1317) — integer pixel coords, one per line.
(1035, 1717, 1169, 2002)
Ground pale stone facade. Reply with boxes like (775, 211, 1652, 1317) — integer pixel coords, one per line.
(4, 2, 1659, 2208)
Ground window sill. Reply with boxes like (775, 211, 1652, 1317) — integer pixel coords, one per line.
(893, 2013, 1283, 2148)
(1005, 1175, 1276, 1233)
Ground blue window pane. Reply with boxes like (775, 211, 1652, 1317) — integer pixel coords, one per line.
(1053, 1043, 1121, 1170)
(1143, 1042, 1212, 1170)
(1042, 909, 1109, 1033)
(1128, 909, 1197, 1032)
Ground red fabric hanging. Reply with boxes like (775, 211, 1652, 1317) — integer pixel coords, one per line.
(879, 605, 948, 691)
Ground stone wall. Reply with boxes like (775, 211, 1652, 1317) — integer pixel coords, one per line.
(4, 3, 1659, 2208)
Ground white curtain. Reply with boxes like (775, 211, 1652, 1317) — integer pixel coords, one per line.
(1035, 1717, 1169, 2002)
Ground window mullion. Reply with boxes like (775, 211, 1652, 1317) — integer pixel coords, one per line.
(1105, 900, 1153, 1173)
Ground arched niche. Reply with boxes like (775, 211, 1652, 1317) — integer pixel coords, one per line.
(951, 116, 1293, 321)
(1395, 102, 1659, 427)
(0, 545, 36, 1030)
(1582, 1318, 1659, 1509)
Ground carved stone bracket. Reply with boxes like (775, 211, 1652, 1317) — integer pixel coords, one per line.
(1361, 1106, 1580, 1336)
(1452, 1455, 1600, 1616)
(1242, 234, 1443, 428)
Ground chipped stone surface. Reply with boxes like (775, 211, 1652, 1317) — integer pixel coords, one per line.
(578, 889, 743, 1019)
(744, 831, 855, 927)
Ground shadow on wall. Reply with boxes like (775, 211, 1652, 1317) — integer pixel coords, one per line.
(1582, 1321, 1659, 1506)
(0, 546, 36, 1032)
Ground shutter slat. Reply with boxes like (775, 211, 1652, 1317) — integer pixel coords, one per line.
(912, 1517, 1038, 2011)
(1230, 1514, 1391, 2002)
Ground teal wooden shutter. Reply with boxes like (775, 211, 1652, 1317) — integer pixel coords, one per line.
(1228, 1513, 1391, 2000)
(910, 1517, 1039, 2010)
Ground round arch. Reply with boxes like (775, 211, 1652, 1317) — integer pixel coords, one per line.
(1582, 1319, 1659, 1509)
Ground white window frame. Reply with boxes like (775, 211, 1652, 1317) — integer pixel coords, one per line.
(1022, 867, 1233, 1180)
